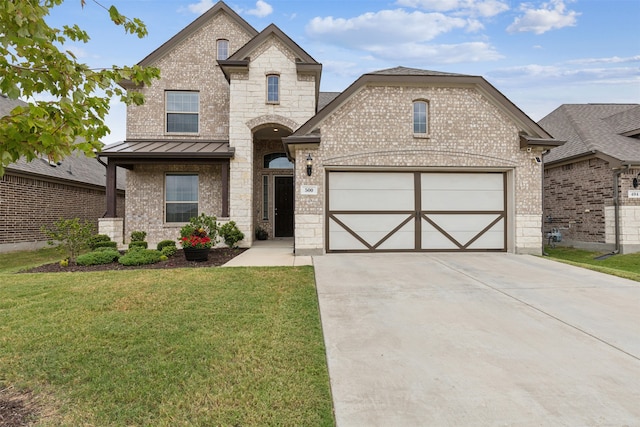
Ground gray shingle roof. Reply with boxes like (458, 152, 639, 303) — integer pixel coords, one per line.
(318, 92, 340, 111)
(1, 95, 125, 189)
(539, 104, 640, 165)
(368, 66, 468, 77)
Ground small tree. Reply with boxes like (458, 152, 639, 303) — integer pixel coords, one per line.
(41, 218, 95, 262)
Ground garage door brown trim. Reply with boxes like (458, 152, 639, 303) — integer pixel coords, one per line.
(421, 211, 505, 250)
(326, 171, 507, 253)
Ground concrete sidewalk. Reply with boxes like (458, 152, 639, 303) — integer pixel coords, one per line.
(222, 238, 312, 267)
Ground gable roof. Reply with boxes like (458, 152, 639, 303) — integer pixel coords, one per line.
(136, 1, 257, 68)
(284, 66, 558, 157)
(540, 104, 640, 167)
(1, 95, 125, 190)
(218, 23, 322, 104)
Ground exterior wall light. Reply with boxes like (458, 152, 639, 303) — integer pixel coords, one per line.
(633, 173, 639, 189)
(306, 154, 313, 176)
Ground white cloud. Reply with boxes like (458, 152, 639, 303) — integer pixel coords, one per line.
(185, 0, 214, 15)
(507, 0, 579, 35)
(246, 0, 273, 18)
(306, 9, 468, 47)
(566, 55, 640, 65)
(395, 0, 509, 17)
(369, 41, 503, 63)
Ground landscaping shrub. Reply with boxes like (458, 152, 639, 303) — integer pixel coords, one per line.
(219, 221, 245, 248)
(94, 241, 118, 250)
(157, 240, 176, 251)
(118, 249, 162, 266)
(128, 241, 148, 250)
(88, 234, 111, 250)
(130, 231, 147, 242)
(94, 245, 119, 252)
(161, 245, 177, 257)
(76, 250, 121, 266)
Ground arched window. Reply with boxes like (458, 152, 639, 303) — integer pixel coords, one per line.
(413, 100, 429, 135)
(217, 39, 229, 60)
(264, 153, 293, 169)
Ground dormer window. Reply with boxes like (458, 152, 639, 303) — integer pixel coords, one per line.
(267, 74, 279, 104)
(413, 100, 429, 136)
(216, 39, 229, 60)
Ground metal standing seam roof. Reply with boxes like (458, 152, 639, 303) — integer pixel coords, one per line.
(540, 104, 640, 165)
(99, 140, 235, 158)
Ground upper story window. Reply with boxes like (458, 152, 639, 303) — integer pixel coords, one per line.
(267, 74, 279, 104)
(216, 39, 229, 60)
(413, 100, 429, 136)
(166, 91, 199, 133)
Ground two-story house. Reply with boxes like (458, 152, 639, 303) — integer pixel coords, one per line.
(98, 1, 561, 255)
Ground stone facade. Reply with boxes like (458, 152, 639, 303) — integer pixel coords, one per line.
(294, 84, 546, 255)
(0, 172, 125, 252)
(228, 37, 317, 245)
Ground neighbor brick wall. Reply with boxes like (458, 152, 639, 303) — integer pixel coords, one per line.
(543, 158, 612, 244)
(295, 84, 545, 254)
(0, 173, 125, 251)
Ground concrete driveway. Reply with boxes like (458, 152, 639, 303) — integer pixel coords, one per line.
(313, 253, 640, 426)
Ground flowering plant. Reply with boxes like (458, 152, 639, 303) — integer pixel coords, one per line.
(178, 213, 219, 249)
(180, 227, 212, 249)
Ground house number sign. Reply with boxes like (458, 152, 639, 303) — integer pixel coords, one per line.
(301, 185, 318, 195)
(629, 190, 640, 199)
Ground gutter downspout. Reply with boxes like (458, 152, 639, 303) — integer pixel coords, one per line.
(541, 150, 549, 256)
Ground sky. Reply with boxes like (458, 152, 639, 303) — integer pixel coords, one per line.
(44, 0, 640, 144)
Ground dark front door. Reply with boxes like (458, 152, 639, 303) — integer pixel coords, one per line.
(274, 176, 294, 237)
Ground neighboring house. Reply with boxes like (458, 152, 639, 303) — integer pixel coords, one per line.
(540, 104, 640, 254)
(99, 0, 561, 255)
(0, 95, 126, 253)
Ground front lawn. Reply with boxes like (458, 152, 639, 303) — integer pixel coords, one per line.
(0, 263, 334, 426)
(545, 246, 640, 282)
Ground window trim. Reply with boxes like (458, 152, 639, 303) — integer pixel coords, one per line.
(263, 153, 294, 169)
(165, 90, 200, 134)
(165, 173, 199, 224)
(216, 39, 229, 60)
(266, 74, 280, 104)
(413, 100, 429, 138)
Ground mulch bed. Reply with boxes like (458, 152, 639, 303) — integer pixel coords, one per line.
(21, 248, 247, 274)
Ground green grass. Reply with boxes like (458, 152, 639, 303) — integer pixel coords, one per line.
(0, 247, 65, 273)
(0, 261, 334, 426)
(545, 246, 640, 282)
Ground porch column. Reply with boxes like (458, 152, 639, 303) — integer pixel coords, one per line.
(105, 160, 117, 217)
(221, 161, 229, 217)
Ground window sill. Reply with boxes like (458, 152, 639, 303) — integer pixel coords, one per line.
(165, 132, 201, 137)
(266, 101, 280, 105)
(413, 133, 431, 139)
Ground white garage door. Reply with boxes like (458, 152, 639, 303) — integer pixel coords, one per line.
(327, 171, 506, 252)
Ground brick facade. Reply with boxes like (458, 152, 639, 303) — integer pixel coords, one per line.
(126, 11, 254, 140)
(545, 160, 640, 252)
(293, 84, 546, 254)
(0, 173, 125, 252)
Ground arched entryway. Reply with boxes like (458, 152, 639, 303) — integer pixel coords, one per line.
(252, 124, 294, 239)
